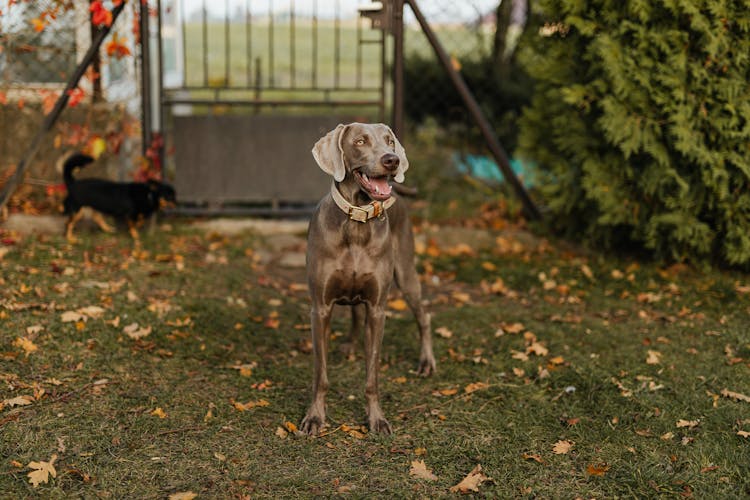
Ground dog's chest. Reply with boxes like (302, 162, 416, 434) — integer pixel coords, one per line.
(323, 228, 392, 305)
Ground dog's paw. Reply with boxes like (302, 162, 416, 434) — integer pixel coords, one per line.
(300, 414, 325, 436)
(369, 416, 393, 435)
(417, 356, 436, 377)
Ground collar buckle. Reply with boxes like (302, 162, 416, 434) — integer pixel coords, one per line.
(348, 205, 370, 223)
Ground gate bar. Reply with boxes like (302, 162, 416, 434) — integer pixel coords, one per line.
(0, 2, 127, 211)
(405, 0, 541, 221)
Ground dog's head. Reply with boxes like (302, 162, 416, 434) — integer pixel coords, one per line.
(148, 180, 177, 209)
(312, 122, 409, 201)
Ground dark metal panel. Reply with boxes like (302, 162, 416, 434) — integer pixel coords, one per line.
(174, 115, 341, 204)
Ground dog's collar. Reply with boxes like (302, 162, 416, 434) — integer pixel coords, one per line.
(330, 182, 395, 223)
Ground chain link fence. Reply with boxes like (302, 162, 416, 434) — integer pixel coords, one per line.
(0, 0, 142, 215)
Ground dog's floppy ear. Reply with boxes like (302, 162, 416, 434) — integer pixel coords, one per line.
(384, 125, 409, 183)
(312, 124, 349, 182)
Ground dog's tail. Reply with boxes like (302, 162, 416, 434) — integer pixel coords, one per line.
(63, 153, 95, 187)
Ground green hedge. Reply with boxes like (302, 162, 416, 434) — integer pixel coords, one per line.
(518, 0, 750, 266)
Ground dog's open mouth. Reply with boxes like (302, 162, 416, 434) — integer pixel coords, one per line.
(354, 170, 392, 201)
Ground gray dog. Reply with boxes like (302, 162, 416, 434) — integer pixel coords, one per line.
(301, 122, 436, 435)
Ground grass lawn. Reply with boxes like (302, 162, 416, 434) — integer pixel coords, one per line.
(1, 209, 749, 497)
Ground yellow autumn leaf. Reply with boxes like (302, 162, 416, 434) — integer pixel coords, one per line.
(284, 421, 298, 433)
(409, 459, 438, 481)
(388, 299, 408, 311)
(27, 454, 57, 487)
(13, 337, 38, 357)
(151, 407, 167, 418)
(526, 341, 549, 357)
(449, 464, 490, 493)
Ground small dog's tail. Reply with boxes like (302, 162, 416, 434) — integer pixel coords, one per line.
(63, 152, 95, 187)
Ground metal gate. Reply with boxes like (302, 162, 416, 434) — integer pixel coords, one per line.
(150, 0, 391, 214)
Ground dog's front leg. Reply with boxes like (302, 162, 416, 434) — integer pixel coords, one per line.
(364, 303, 392, 434)
(301, 302, 333, 435)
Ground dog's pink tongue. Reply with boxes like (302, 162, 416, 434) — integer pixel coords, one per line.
(370, 177, 392, 197)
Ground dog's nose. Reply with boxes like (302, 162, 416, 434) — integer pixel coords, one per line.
(381, 153, 400, 172)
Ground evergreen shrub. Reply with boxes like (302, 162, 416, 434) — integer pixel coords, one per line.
(518, 0, 750, 266)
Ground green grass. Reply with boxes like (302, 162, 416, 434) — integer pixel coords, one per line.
(1, 219, 749, 498)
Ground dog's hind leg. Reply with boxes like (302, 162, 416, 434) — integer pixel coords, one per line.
(91, 211, 115, 233)
(65, 209, 83, 243)
(341, 304, 365, 357)
(394, 263, 436, 377)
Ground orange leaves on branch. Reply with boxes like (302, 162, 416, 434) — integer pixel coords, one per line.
(90, 1, 113, 27)
(106, 33, 131, 59)
(31, 18, 47, 32)
(66, 88, 85, 107)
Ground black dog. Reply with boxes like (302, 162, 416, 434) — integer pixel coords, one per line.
(62, 153, 176, 243)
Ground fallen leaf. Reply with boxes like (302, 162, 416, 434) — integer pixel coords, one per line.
(522, 453, 544, 463)
(676, 419, 699, 429)
(501, 322, 525, 334)
(526, 341, 549, 357)
(26, 325, 44, 335)
(435, 326, 453, 339)
(414, 447, 427, 456)
(464, 381, 489, 394)
(388, 299, 408, 311)
(737, 430, 749, 438)
(409, 459, 438, 481)
(586, 463, 610, 476)
(438, 388, 458, 396)
(646, 350, 662, 365)
(284, 421, 298, 433)
(61, 311, 86, 323)
(449, 464, 490, 493)
(27, 454, 57, 487)
(123, 323, 152, 340)
(13, 337, 38, 357)
(150, 407, 167, 418)
(168, 493, 197, 500)
(275, 426, 289, 439)
(232, 399, 270, 411)
(552, 440, 573, 454)
(720, 388, 750, 403)
(3, 395, 34, 407)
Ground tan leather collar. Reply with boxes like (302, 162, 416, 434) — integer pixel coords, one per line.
(330, 182, 395, 223)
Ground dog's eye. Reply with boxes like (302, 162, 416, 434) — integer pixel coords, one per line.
(354, 138, 366, 146)
(387, 138, 395, 147)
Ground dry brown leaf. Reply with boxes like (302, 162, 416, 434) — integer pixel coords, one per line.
(3, 395, 34, 407)
(232, 399, 270, 411)
(123, 323, 152, 340)
(586, 463, 610, 476)
(275, 426, 288, 439)
(27, 454, 57, 487)
(522, 453, 544, 463)
(526, 341, 549, 357)
(552, 440, 573, 454)
(720, 388, 750, 403)
(409, 459, 438, 481)
(452, 292, 471, 303)
(676, 419, 699, 429)
(646, 350, 662, 365)
(435, 326, 453, 339)
(26, 325, 44, 335)
(737, 430, 749, 438)
(449, 464, 490, 493)
(78, 305, 105, 318)
(61, 311, 85, 323)
(501, 322, 525, 334)
(464, 381, 489, 394)
(168, 493, 197, 500)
